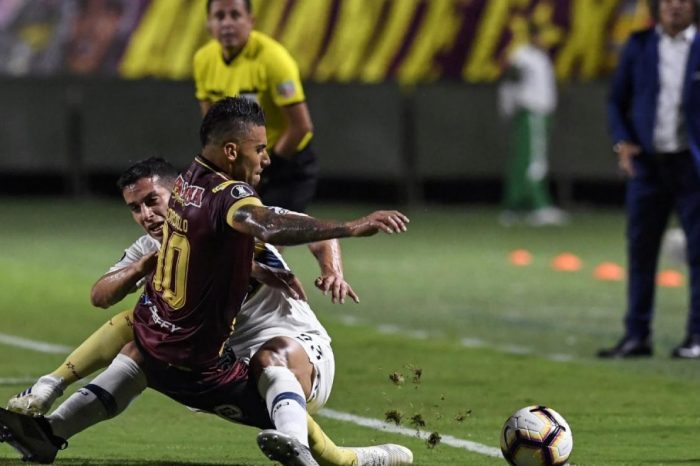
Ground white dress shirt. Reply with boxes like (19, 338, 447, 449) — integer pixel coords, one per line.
(654, 24, 696, 153)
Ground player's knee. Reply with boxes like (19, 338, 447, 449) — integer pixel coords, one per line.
(250, 345, 289, 377)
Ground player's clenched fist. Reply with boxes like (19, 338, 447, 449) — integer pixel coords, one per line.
(349, 210, 410, 237)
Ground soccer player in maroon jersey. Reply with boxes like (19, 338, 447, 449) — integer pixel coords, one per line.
(0, 98, 408, 466)
(133, 97, 408, 465)
(1, 155, 412, 466)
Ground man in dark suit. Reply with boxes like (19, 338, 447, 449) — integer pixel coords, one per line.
(599, 0, 700, 358)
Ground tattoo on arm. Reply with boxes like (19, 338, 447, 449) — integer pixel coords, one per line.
(234, 206, 352, 245)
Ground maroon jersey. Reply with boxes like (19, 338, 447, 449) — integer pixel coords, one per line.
(133, 156, 263, 370)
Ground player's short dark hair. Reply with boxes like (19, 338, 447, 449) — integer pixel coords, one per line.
(647, 0, 699, 21)
(116, 157, 178, 191)
(207, 0, 251, 14)
(199, 96, 266, 147)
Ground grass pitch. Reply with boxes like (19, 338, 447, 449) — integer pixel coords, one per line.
(0, 199, 698, 465)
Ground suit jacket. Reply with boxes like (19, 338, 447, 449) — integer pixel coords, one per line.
(608, 27, 700, 171)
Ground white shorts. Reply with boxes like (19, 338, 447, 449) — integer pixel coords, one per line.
(293, 332, 335, 414)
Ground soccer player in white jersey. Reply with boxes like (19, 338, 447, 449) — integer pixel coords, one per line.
(3, 157, 411, 466)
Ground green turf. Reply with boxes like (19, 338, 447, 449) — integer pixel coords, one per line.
(0, 199, 697, 465)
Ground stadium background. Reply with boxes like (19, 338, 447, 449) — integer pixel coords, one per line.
(4, 1, 700, 464)
(0, 0, 651, 203)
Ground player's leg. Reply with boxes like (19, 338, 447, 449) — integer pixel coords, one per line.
(525, 112, 552, 210)
(524, 113, 567, 226)
(279, 334, 350, 465)
(252, 336, 314, 442)
(0, 343, 145, 463)
(252, 335, 413, 466)
(307, 415, 413, 466)
(505, 111, 531, 210)
(252, 335, 322, 465)
(48, 342, 145, 440)
(624, 161, 672, 339)
(7, 309, 135, 416)
(671, 153, 700, 356)
(501, 110, 531, 226)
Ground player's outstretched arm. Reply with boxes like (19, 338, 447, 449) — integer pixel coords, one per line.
(90, 251, 157, 308)
(231, 206, 409, 246)
(308, 240, 359, 304)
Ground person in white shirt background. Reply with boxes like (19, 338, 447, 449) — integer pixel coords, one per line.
(498, 16, 568, 227)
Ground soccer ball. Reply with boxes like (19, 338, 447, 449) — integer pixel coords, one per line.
(500, 405, 573, 466)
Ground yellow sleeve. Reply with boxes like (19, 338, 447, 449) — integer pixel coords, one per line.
(266, 44, 306, 107)
(225, 197, 263, 228)
(193, 47, 209, 101)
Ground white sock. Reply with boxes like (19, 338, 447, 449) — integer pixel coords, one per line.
(48, 354, 146, 440)
(257, 366, 309, 447)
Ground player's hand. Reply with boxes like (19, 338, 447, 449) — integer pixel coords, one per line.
(615, 142, 640, 178)
(286, 275, 308, 301)
(315, 274, 359, 304)
(349, 211, 409, 237)
(251, 262, 307, 301)
(136, 251, 158, 276)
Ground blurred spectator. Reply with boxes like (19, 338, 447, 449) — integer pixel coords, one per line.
(497, 19, 568, 227)
(65, 0, 142, 75)
(599, 0, 700, 359)
(0, 0, 142, 76)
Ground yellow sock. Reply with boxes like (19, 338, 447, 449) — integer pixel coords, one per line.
(51, 309, 135, 385)
(307, 414, 358, 466)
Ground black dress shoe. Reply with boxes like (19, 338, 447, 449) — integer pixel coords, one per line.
(671, 335, 700, 359)
(597, 336, 653, 358)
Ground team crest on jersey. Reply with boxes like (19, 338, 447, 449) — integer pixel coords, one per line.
(276, 80, 297, 98)
(172, 175, 204, 208)
(139, 293, 152, 306)
(231, 184, 254, 200)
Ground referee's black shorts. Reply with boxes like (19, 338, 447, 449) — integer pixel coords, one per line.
(258, 144, 319, 213)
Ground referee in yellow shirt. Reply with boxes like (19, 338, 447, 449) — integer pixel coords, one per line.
(194, 0, 319, 212)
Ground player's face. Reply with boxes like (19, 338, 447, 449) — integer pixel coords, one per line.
(659, 0, 695, 33)
(208, 0, 253, 54)
(229, 124, 269, 187)
(122, 176, 170, 240)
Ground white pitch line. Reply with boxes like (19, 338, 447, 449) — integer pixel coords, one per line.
(318, 408, 503, 459)
(0, 332, 71, 354)
(459, 337, 574, 362)
(345, 317, 577, 363)
(0, 332, 533, 460)
(0, 377, 39, 386)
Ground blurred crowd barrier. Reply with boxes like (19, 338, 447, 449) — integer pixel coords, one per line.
(0, 78, 613, 202)
(0, 0, 650, 82)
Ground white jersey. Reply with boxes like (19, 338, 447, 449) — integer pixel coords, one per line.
(108, 235, 331, 362)
(109, 235, 160, 289)
(228, 244, 331, 362)
(498, 43, 557, 116)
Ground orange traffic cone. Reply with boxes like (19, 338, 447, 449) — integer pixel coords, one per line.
(509, 249, 532, 266)
(657, 269, 684, 288)
(551, 253, 582, 272)
(593, 262, 624, 281)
